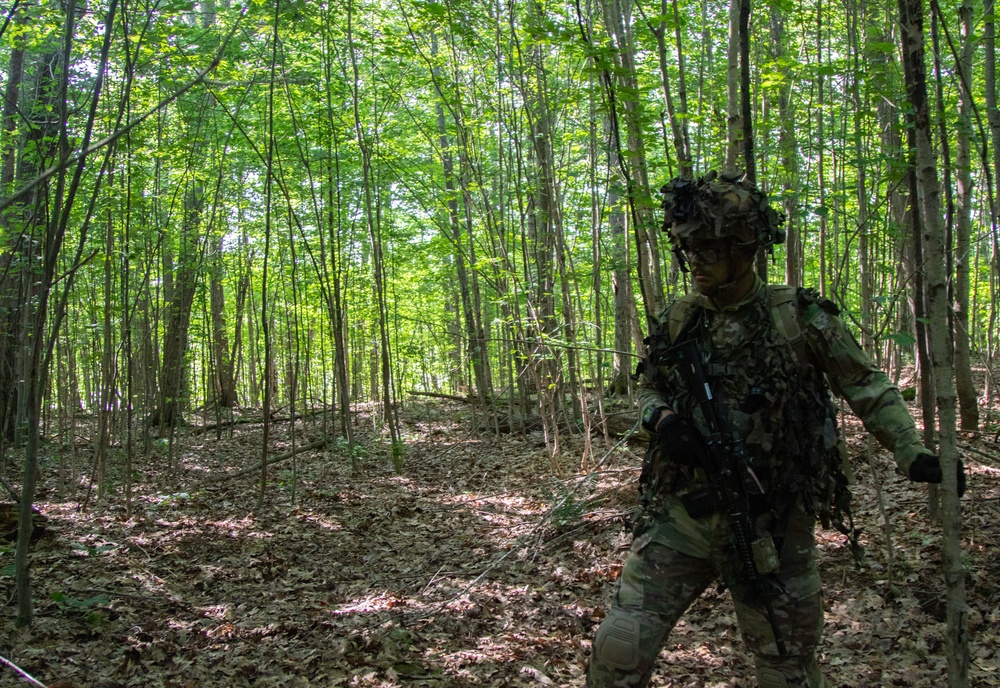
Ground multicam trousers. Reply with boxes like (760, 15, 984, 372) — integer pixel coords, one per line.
(586, 499, 827, 688)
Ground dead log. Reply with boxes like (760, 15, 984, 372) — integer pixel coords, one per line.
(193, 409, 324, 434)
(408, 391, 480, 403)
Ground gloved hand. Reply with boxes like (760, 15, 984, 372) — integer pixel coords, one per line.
(657, 414, 710, 467)
(908, 453, 967, 497)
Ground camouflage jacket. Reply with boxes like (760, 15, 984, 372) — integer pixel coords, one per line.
(636, 275, 927, 534)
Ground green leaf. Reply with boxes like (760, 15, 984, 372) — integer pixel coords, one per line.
(886, 332, 916, 348)
(867, 40, 897, 55)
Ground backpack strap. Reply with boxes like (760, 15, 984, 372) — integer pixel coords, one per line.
(767, 285, 811, 369)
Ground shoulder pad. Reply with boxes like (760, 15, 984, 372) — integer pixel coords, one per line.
(767, 284, 798, 308)
(766, 285, 802, 345)
(797, 287, 840, 316)
(666, 293, 700, 342)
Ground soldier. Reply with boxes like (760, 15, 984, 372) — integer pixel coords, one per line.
(586, 171, 966, 688)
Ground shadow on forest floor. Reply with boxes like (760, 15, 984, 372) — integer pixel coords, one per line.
(1, 398, 999, 687)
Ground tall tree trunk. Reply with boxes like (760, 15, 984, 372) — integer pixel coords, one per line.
(0, 4, 27, 444)
(16, 0, 117, 626)
(739, 0, 755, 182)
(348, 0, 400, 457)
(524, 0, 562, 457)
(725, 0, 741, 171)
(321, 6, 353, 447)
(851, 0, 873, 352)
(870, 6, 912, 372)
(599, 0, 666, 323)
(650, 0, 692, 178)
(96, 190, 116, 499)
(817, 0, 828, 297)
(259, 0, 279, 508)
(432, 33, 490, 405)
(908, 160, 936, 448)
(210, 234, 237, 408)
(985, 0, 1000, 403)
(769, 3, 802, 286)
(154, 4, 218, 430)
(898, 0, 969, 684)
(156, 177, 205, 430)
(952, 0, 980, 430)
(609, 191, 634, 396)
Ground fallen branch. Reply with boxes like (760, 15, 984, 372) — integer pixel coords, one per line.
(0, 653, 46, 687)
(960, 443, 998, 466)
(193, 410, 323, 434)
(408, 391, 480, 403)
(199, 438, 329, 484)
(0, 475, 19, 502)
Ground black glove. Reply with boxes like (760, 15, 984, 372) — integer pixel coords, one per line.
(908, 453, 967, 498)
(657, 414, 710, 467)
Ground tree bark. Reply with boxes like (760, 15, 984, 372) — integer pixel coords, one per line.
(348, 0, 400, 456)
(0, 4, 27, 443)
(609, 184, 633, 395)
(321, 6, 354, 446)
(851, 0, 873, 353)
(210, 234, 237, 408)
(432, 33, 491, 405)
(725, 0, 741, 172)
(769, 3, 802, 286)
(600, 0, 666, 324)
(985, 0, 1000, 403)
(650, 0, 692, 179)
(153, 4, 218, 430)
(897, 0, 970, 683)
(816, 0, 828, 297)
(953, 0, 980, 430)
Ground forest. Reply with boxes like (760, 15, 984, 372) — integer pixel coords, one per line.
(0, 0, 998, 685)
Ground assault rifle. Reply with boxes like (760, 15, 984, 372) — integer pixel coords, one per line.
(666, 335, 788, 657)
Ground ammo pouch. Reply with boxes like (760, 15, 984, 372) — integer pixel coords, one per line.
(681, 486, 717, 518)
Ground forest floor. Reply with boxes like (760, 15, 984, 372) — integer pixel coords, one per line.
(1, 397, 999, 688)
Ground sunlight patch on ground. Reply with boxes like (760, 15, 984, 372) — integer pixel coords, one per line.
(331, 591, 412, 615)
(205, 515, 274, 539)
(972, 464, 1000, 477)
(299, 510, 344, 531)
(197, 603, 232, 620)
(444, 491, 546, 516)
(813, 528, 855, 553)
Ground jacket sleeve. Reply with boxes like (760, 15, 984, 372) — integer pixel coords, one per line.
(636, 307, 675, 421)
(800, 299, 929, 475)
(637, 373, 670, 420)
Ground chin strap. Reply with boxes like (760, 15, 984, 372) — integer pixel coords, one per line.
(715, 246, 757, 294)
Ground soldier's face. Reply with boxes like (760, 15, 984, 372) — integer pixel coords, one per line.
(685, 239, 732, 292)
(685, 238, 754, 300)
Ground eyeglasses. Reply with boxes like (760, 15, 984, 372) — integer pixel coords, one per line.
(680, 243, 731, 265)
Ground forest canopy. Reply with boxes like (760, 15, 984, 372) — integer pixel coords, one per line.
(0, 0, 996, 438)
(0, 0, 996, 673)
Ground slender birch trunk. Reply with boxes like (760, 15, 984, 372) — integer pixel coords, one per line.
(898, 0, 969, 682)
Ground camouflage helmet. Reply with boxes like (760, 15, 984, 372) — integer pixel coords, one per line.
(660, 170, 786, 252)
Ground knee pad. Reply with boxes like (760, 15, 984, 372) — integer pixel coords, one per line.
(593, 609, 642, 671)
(756, 667, 789, 688)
